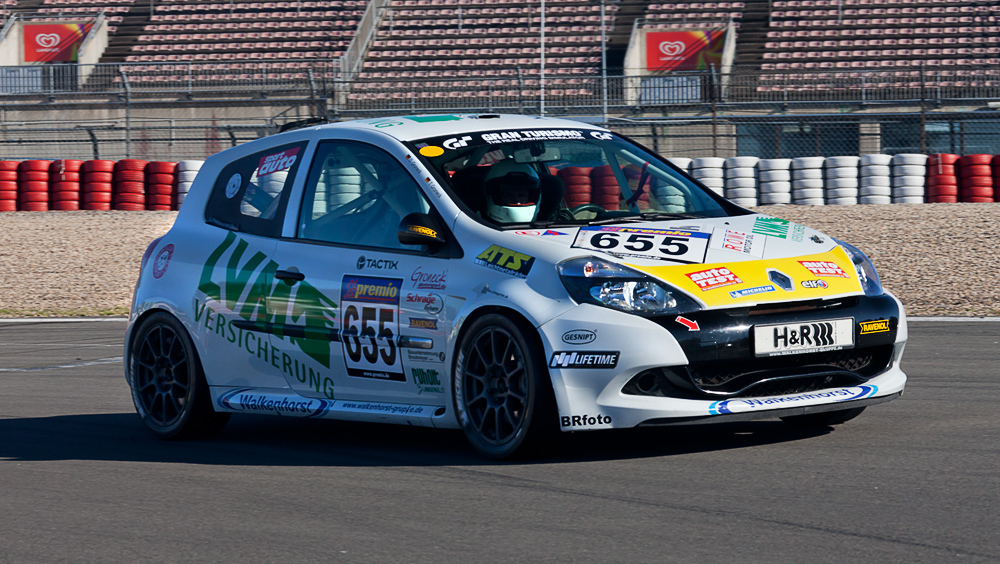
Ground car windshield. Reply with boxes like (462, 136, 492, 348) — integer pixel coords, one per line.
(410, 128, 735, 228)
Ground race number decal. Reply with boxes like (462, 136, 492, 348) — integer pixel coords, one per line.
(341, 276, 404, 381)
(572, 226, 711, 264)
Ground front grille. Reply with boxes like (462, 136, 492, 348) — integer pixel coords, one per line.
(623, 345, 895, 400)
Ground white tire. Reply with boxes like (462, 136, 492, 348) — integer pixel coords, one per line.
(759, 181, 792, 194)
(893, 186, 925, 198)
(700, 177, 724, 189)
(692, 157, 725, 169)
(725, 177, 757, 189)
(729, 198, 758, 207)
(177, 160, 204, 172)
(792, 178, 824, 190)
(758, 159, 792, 171)
(725, 167, 756, 179)
(692, 167, 723, 179)
(792, 168, 823, 180)
(725, 156, 759, 168)
(860, 154, 892, 166)
(892, 175, 925, 188)
(659, 195, 688, 207)
(859, 185, 892, 197)
(726, 187, 758, 199)
(175, 191, 186, 204)
(825, 156, 860, 168)
(177, 181, 193, 192)
(794, 198, 826, 206)
(826, 188, 859, 199)
(859, 195, 892, 205)
(327, 193, 360, 206)
(793, 188, 825, 199)
(177, 170, 199, 182)
(666, 157, 692, 171)
(893, 165, 926, 177)
(861, 165, 891, 177)
(892, 153, 927, 166)
(707, 185, 725, 196)
(892, 196, 925, 204)
(759, 170, 791, 182)
(826, 166, 858, 179)
(860, 175, 891, 187)
(792, 156, 825, 169)
(827, 177, 859, 189)
(826, 197, 858, 206)
(759, 192, 792, 205)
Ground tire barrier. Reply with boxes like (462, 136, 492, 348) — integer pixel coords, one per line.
(891, 154, 927, 204)
(145, 161, 178, 211)
(757, 158, 792, 205)
(82, 160, 115, 211)
(724, 156, 758, 208)
(113, 159, 149, 211)
(859, 154, 892, 205)
(824, 156, 860, 206)
(691, 157, 724, 196)
(927, 153, 959, 204)
(558, 166, 593, 210)
(0, 161, 18, 212)
(18, 160, 52, 211)
(176, 160, 203, 208)
(957, 154, 994, 203)
(50, 159, 83, 211)
(791, 156, 824, 205)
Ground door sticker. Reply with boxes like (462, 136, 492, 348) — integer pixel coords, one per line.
(341, 275, 404, 381)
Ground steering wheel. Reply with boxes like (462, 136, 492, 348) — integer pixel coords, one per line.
(568, 204, 607, 219)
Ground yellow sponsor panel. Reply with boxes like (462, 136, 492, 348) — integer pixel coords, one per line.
(859, 319, 891, 334)
(627, 246, 863, 307)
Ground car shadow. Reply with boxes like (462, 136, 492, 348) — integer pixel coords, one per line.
(0, 412, 834, 466)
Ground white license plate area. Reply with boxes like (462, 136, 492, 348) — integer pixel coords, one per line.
(753, 318, 855, 357)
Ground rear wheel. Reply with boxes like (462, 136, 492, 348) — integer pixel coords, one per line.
(454, 314, 555, 459)
(780, 406, 866, 427)
(129, 312, 229, 439)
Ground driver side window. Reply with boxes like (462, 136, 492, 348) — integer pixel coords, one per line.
(297, 141, 432, 251)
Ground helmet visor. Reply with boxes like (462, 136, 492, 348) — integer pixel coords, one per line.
(487, 175, 539, 207)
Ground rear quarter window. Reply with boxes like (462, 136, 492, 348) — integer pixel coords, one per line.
(204, 141, 309, 237)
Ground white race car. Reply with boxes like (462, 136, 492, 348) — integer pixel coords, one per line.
(125, 114, 906, 458)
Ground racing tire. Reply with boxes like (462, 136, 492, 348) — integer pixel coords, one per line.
(758, 158, 791, 171)
(0, 160, 18, 171)
(792, 168, 822, 180)
(51, 201, 79, 211)
(792, 156, 825, 169)
(454, 314, 556, 459)
(781, 406, 866, 427)
(147, 173, 176, 185)
(85, 172, 114, 183)
(115, 159, 149, 172)
(147, 161, 178, 174)
(725, 167, 755, 179)
(129, 312, 230, 440)
(860, 154, 892, 166)
(83, 160, 115, 173)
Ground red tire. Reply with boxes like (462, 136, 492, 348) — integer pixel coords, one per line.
(52, 181, 80, 191)
(0, 171, 17, 182)
(51, 190, 80, 202)
(146, 183, 174, 196)
(115, 159, 149, 172)
(0, 181, 17, 191)
(18, 160, 51, 172)
(928, 153, 960, 165)
(115, 193, 146, 204)
(114, 203, 147, 211)
(0, 161, 19, 172)
(0, 189, 16, 201)
(146, 173, 175, 185)
(83, 191, 112, 203)
(83, 182, 113, 193)
(84, 172, 113, 183)
(558, 166, 593, 178)
(19, 171, 49, 182)
(147, 194, 173, 206)
(83, 160, 115, 173)
(19, 181, 48, 192)
(18, 191, 49, 203)
(959, 154, 993, 166)
(146, 162, 178, 174)
(961, 176, 993, 188)
(115, 181, 145, 194)
(51, 200, 80, 211)
(928, 195, 959, 203)
(83, 202, 111, 211)
(0, 200, 16, 211)
(50, 159, 84, 173)
(928, 185, 958, 196)
(115, 170, 146, 183)
(926, 165, 955, 177)
(961, 186, 994, 199)
(564, 186, 593, 197)
(927, 176, 957, 188)
(19, 202, 48, 211)
(961, 164, 992, 177)
(964, 196, 994, 203)
(52, 172, 81, 183)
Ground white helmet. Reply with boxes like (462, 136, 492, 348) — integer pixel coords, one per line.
(483, 160, 541, 224)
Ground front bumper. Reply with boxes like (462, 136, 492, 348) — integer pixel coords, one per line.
(539, 293, 907, 431)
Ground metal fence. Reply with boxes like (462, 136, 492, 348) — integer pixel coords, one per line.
(1, 62, 1000, 160)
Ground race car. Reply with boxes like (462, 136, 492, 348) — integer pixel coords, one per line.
(125, 113, 907, 458)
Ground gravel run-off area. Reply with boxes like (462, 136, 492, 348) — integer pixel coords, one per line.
(1, 205, 998, 317)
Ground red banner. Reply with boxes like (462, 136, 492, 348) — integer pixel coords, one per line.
(23, 24, 92, 62)
(646, 30, 725, 72)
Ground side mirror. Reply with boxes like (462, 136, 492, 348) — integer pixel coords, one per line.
(398, 213, 447, 248)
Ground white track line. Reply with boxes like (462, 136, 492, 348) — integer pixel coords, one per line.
(907, 317, 1000, 322)
(0, 357, 123, 372)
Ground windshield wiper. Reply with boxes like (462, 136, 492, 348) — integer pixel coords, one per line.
(587, 214, 644, 225)
(639, 212, 703, 220)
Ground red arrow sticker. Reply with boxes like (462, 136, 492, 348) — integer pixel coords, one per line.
(675, 316, 700, 331)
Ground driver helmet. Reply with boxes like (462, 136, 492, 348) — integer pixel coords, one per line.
(483, 160, 541, 224)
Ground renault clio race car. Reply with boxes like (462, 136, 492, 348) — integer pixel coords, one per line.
(125, 113, 906, 458)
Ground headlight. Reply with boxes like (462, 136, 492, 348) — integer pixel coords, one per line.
(557, 257, 701, 315)
(835, 239, 883, 296)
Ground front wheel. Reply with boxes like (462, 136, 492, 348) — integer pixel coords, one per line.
(453, 314, 555, 459)
(780, 406, 866, 427)
(129, 312, 230, 439)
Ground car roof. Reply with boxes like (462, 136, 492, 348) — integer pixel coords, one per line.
(314, 113, 609, 143)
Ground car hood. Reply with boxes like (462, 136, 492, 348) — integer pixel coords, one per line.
(515, 214, 864, 308)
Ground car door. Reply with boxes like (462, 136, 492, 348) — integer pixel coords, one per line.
(268, 140, 456, 405)
(193, 139, 309, 390)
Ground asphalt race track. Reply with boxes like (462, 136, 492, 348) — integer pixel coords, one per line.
(1, 319, 997, 564)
